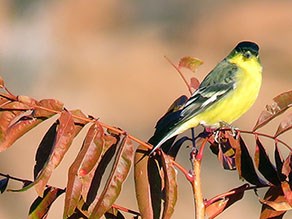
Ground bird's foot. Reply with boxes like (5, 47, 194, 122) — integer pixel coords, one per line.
(219, 121, 238, 137)
(212, 122, 238, 143)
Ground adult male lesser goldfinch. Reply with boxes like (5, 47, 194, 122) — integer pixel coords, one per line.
(150, 41, 262, 154)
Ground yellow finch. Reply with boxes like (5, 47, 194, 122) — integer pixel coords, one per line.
(150, 41, 262, 154)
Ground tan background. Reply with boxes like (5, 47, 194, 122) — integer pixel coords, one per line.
(0, 0, 292, 218)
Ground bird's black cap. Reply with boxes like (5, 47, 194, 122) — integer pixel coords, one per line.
(234, 41, 259, 56)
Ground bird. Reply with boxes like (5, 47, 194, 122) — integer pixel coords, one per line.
(149, 41, 262, 155)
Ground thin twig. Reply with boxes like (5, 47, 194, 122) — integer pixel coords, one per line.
(0, 172, 31, 183)
(164, 56, 193, 95)
(111, 203, 141, 217)
(240, 129, 292, 151)
(205, 183, 269, 207)
(218, 128, 291, 151)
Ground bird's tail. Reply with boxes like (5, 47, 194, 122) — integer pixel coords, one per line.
(148, 111, 201, 155)
(148, 110, 182, 155)
(148, 95, 189, 155)
(148, 126, 181, 155)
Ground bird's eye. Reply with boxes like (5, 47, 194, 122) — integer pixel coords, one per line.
(243, 51, 252, 59)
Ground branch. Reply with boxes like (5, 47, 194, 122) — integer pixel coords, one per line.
(191, 137, 208, 219)
(219, 128, 291, 151)
(239, 129, 291, 151)
(0, 85, 193, 185)
(164, 56, 193, 95)
(0, 172, 32, 185)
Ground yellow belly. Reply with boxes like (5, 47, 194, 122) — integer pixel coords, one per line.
(176, 66, 262, 133)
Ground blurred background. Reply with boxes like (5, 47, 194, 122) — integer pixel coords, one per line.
(0, 0, 291, 218)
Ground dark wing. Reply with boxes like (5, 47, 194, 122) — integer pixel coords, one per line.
(154, 95, 188, 132)
(148, 95, 188, 146)
(180, 60, 238, 121)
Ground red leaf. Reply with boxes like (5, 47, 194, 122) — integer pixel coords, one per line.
(64, 122, 112, 218)
(281, 181, 292, 206)
(190, 77, 200, 91)
(0, 101, 32, 151)
(160, 152, 177, 219)
(274, 113, 292, 137)
(34, 99, 64, 118)
(178, 56, 203, 72)
(206, 199, 228, 219)
(261, 198, 292, 212)
(254, 90, 292, 131)
(35, 111, 76, 196)
(17, 95, 37, 106)
(134, 144, 154, 218)
(0, 98, 65, 152)
(260, 186, 290, 218)
(70, 109, 89, 136)
(255, 137, 280, 185)
(64, 177, 82, 218)
(253, 111, 275, 131)
(28, 187, 64, 219)
(88, 135, 135, 219)
(282, 153, 292, 182)
(235, 135, 266, 186)
(78, 123, 104, 177)
(64, 123, 101, 218)
(0, 113, 43, 152)
(82, 133, 118, 206)
(205, 184, 249, 219)
(229, 134, 242, 175)
(274, 90, 292, 109)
